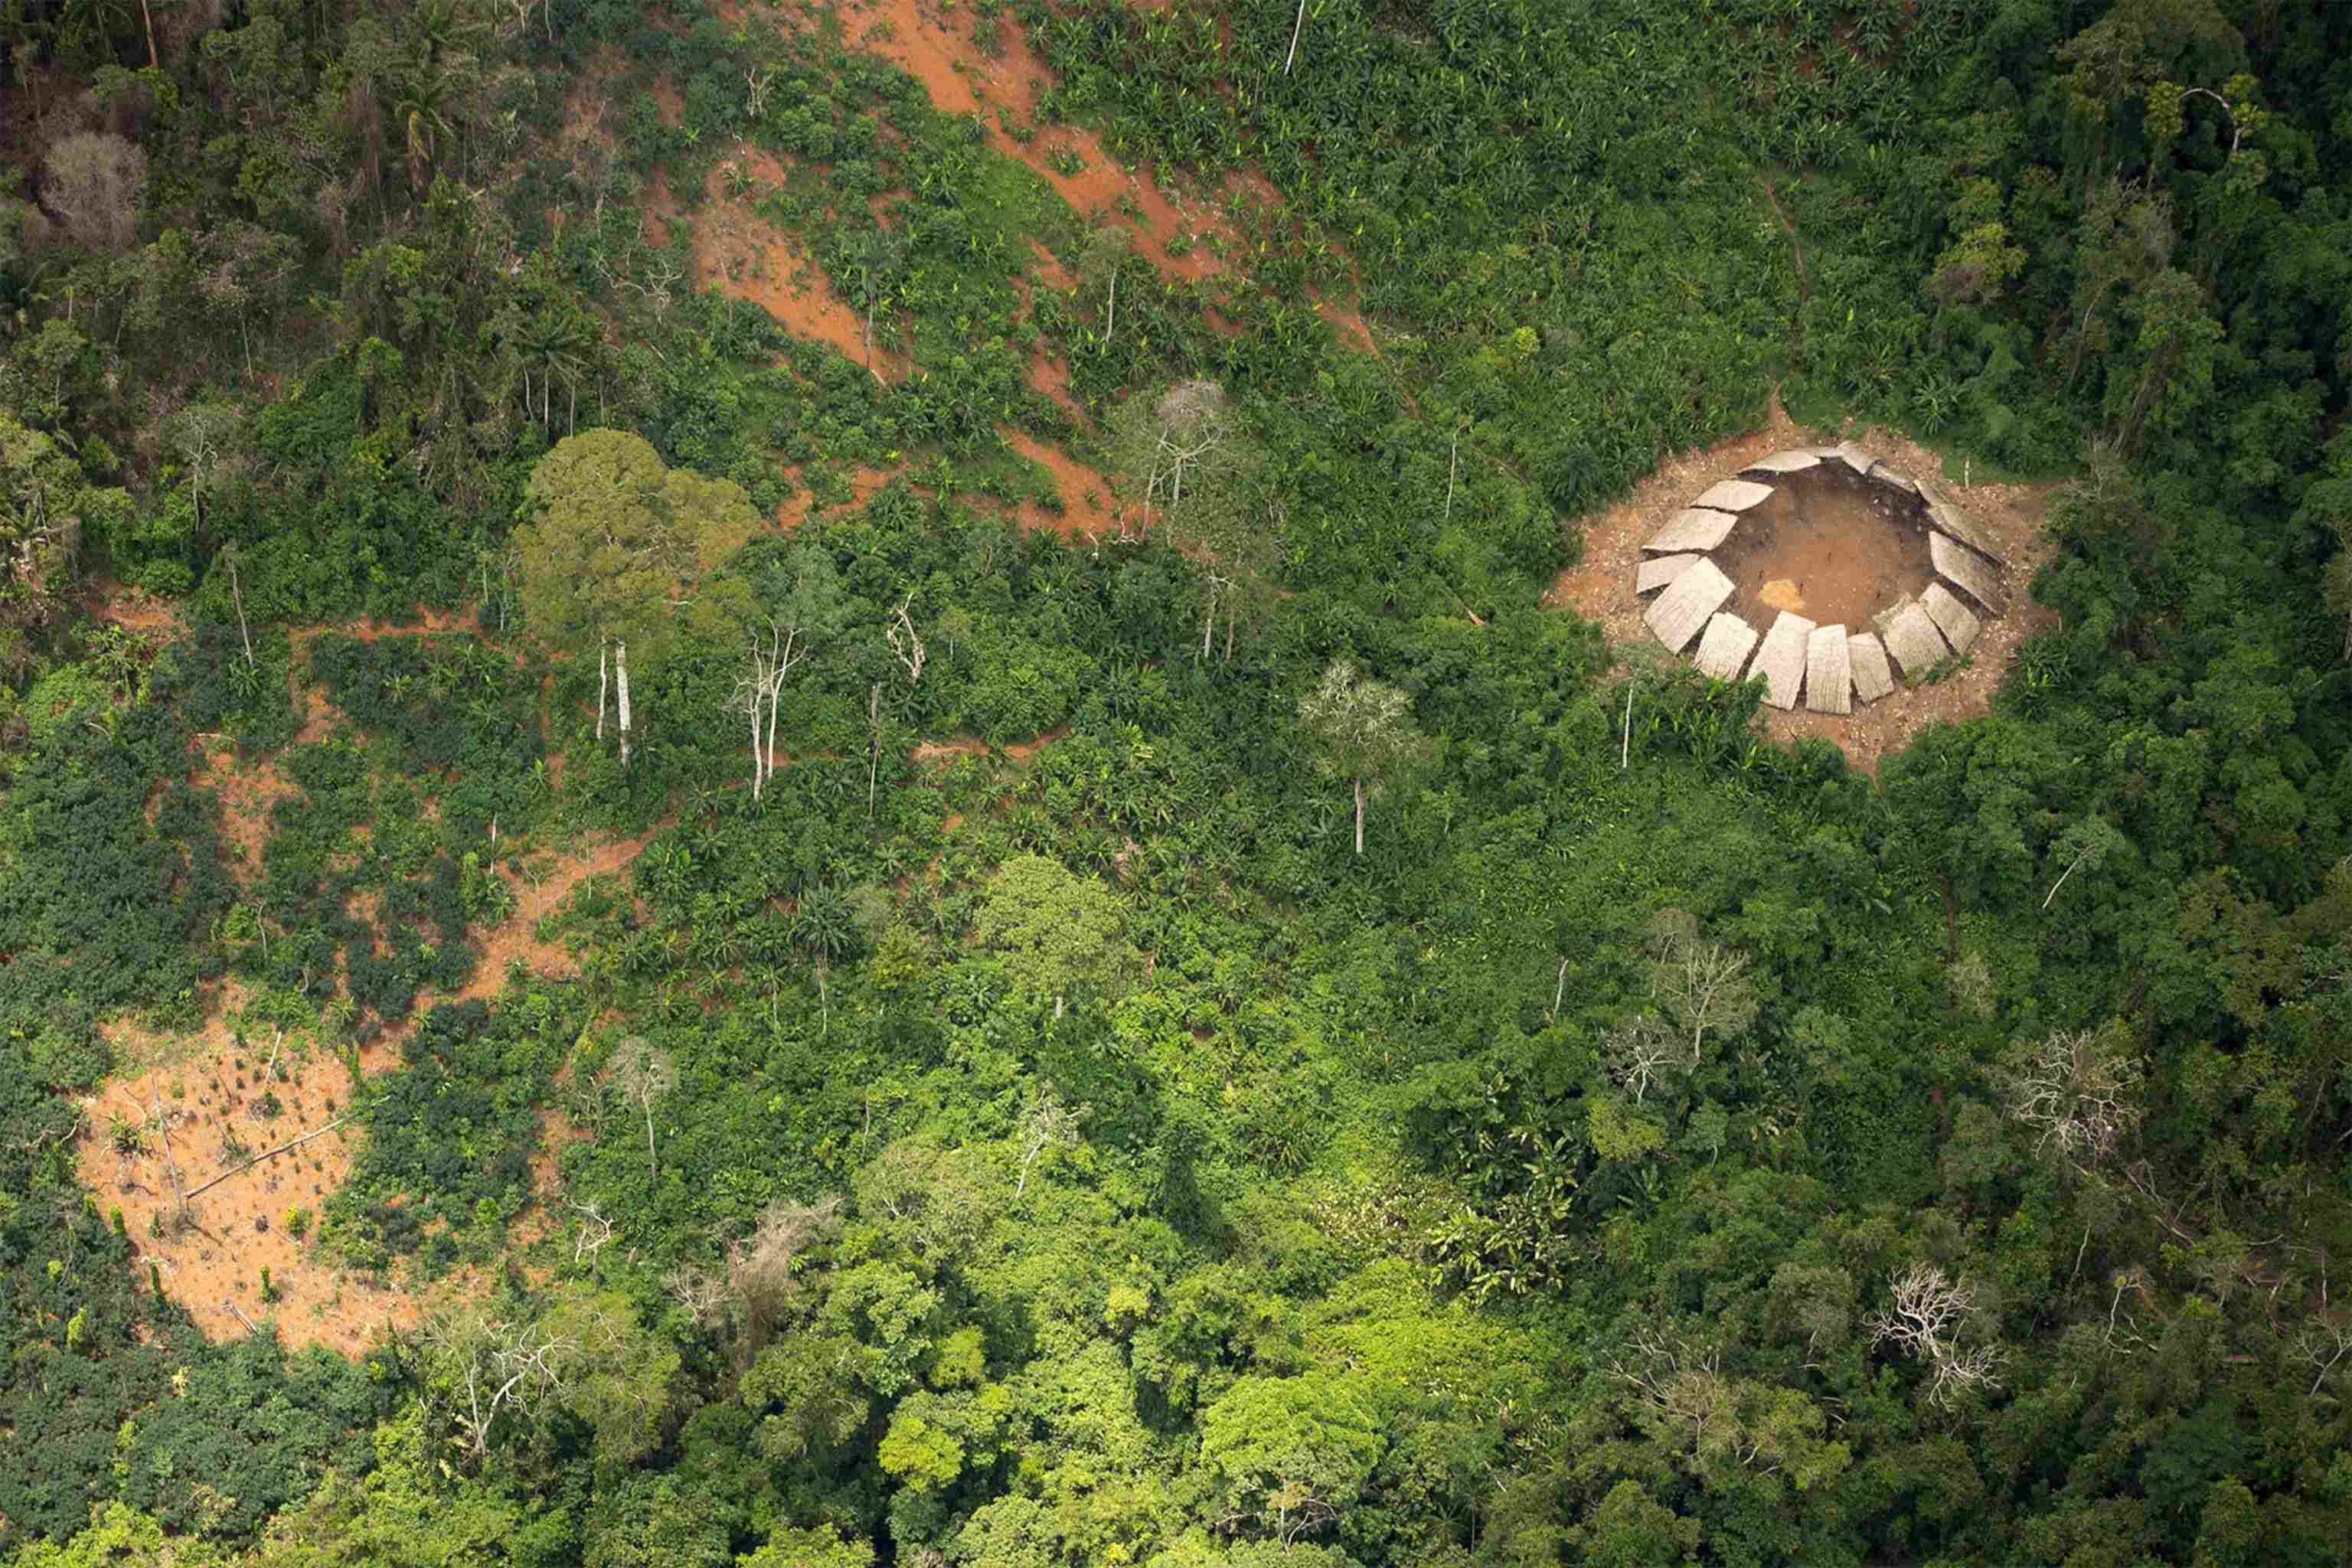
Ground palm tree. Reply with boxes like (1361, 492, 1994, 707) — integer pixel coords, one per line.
(514, 308, 593, 432)
(391, 72, 455, 195)
(408, 0, 486, 66)
(791, 884, 859, 1030)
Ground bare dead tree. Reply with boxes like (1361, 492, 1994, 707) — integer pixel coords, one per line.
(668, 1266, 731, 1327)
(744, 67, 776, 120)
(421, 1308, 574, 1464)
(215, 544, 256, 671)
(865, 682, 883, 823)
(1014, 1090, 1080, 1197)
(1946, 951, 1998, 1020)
(641, 253, 684, 315)
(606, 1040, 677, 1184)
(730, 613, 817, 802)
(887, 593, 926, 686)
(1607, 1328, 1788, 1472)
(1867, 1262, 2008, 1407)
(730, 1198, 841, 1295)
(148, 1093, 191, 1233)
(570, 1200, 615, 1263)
(1920, 1338, 2007, 1406)
(1602, 1014, 1681, 1104)
(2101, 1266, 2159, 1357)
(1610, 1327, 1731, 1454)
(596, 246, 684, 315)
(498, 0, 553, 46)
(2290, 1313, 2352, 1399)
(728, 657, 773, 801)
(2043, 818, 2125, 911)
(162, 402, 243, 540)
(2002, 1027, 2145, 1165)
(1612, 642, 1677, 772)
(1270, 1485, 1338, 1549)
(727, 1197, 841, 1347)
(1, 442, 87, 623)
(1867, 1263, 1971, 1359)
(1144, 379, 1231, 528)
(1644, 910, 1757, 1063)
(1076, 224, 1130, 349)
(185, 1114, 354, 1199)
(44, 132, 149, 253)
(669, 1197, 844, 1361)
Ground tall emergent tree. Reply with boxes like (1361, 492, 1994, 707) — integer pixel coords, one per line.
(515, 430, 755, 768)
(1298, 659, 1425, 858)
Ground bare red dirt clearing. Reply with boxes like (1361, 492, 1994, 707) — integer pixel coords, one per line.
(773, 465, 903, 531)
(911, 723, 1067, 764)
(80, 1018, 411, 1360)
(78, 818, 656, 1357)
(1002, 428, 1119, 541)
(836, 0, 1247, 285)
(697, 148, 888, 373)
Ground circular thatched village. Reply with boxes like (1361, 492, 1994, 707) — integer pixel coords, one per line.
(1635, 443, 2007, 715)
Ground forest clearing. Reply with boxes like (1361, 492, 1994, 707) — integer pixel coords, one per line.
(5, 2, 2351, 1566)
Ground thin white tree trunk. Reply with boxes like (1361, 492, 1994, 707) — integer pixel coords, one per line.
(1105, 270, 1116, 347)
(228, 558, 253, 670)
(615, 638, 632, 769)
(765, 677, 782, 792)
(1354, 775, 1364, 857)
(596, 642, 608, 741)
(867, 684, 880, 821)
(747, 677, 763, 800)
(1285, 0, 1307, 74)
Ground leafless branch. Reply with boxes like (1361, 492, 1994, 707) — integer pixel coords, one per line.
(570, 1201, 615, 1263)
(2004, 1028, 2145, 1163)
(1867, 1262, 2008, 1406)
(2291, 1314, 2352, 1399)
(1602, 1014, 1680, 1104)
(887, 593, 926, 686)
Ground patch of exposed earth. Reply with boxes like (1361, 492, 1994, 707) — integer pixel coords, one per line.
(1547, 398, 2062, 773)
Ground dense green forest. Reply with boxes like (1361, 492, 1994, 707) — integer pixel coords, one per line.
(5, 0, 2352, 1563)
